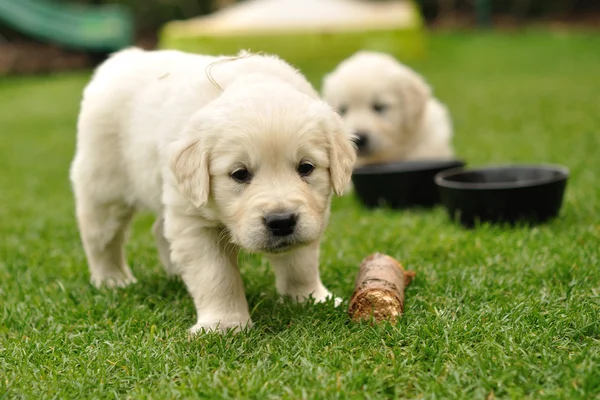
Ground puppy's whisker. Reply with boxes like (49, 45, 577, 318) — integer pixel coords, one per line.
(225, 239, 238, 262)
(322, 230, 334, 242)
(221, 231, 240, 263)
(215, 229, 232, 251)
(215, 229, 227, 245)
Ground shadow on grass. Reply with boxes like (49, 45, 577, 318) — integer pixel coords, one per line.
(133, 274, 189, 304)
(91, 264, 356, 337)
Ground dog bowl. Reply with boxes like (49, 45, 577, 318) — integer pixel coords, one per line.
(351, 159, 466, 209)
(435, 164, 569, 227)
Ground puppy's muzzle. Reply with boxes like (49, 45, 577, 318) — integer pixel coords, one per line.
(264, 212, 297, 237)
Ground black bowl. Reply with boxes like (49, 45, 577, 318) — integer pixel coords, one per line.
(351, 159, 466, 209)
(435, 164, 569, 227)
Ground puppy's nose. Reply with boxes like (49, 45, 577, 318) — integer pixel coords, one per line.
(264, 213, 297, 237)
(353, 132, 369, 150)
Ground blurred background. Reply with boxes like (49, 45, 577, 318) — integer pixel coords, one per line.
(0, 0, 597, 75)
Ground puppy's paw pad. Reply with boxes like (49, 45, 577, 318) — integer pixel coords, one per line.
(189, 319, 253, 336)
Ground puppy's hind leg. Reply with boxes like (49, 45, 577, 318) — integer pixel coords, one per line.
(152, 215, 178, 277)
(76, 198, 137, 288)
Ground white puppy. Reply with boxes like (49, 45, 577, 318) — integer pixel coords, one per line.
(70, 48, 356, 334)
(322, 51, 453, 167)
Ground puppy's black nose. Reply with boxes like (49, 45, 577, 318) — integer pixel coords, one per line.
(264, 213, 297, 237)
(353, 132, 369, 150)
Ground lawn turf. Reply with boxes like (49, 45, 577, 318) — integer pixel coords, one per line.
(1, 30, 599, 399)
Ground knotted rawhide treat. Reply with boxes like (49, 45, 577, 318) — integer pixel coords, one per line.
(348, 253, 416, 323)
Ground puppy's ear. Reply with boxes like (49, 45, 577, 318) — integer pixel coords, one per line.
(396, 68, 432, 134)
(170, 136, 210, 208)
(321, 73, 332, 98)
(326, 113, 357, 196)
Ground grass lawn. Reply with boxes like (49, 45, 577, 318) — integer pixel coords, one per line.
(1, 30, 599, 399)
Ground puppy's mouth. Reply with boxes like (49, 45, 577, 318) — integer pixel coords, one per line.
(262, 238, 308, 254)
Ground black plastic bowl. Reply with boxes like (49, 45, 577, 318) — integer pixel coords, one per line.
(351, 159, 466, 209)
(435, 164, 569, 227)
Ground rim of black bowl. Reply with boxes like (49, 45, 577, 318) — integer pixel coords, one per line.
(353, 159, 466, 175)
(434, 164, 570, 190)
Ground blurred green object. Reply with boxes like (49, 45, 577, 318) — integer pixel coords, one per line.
(475, 0, 491, 28)
(159, 0, 426, 66)
(0, 0, 134, 52)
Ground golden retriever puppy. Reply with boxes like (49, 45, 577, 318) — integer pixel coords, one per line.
(322, 51, 453, 167)
(70, 48, 356, 334)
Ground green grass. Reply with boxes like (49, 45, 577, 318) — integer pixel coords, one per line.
(1, 31, 599, 399)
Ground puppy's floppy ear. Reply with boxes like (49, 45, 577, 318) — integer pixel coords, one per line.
(396, 67, 432, 135)
(170, 136, 210, 208)
(325, 112, 357, 196)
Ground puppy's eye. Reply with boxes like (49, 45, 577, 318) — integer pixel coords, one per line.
(297, 162, 315, 177)
(372, 103, 387, 114)
(231, 168, 252, 183)
(338, 105, 348, 116)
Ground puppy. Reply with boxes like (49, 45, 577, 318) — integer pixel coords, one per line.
(70, 48, 356, 334)
(322, 51, 453, 167)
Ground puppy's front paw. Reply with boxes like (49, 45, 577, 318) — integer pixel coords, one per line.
(332, 296, 344, 307)
(285, 287, 343, 307)
(313, 291, 343, 307)
(90, 269, 137, 289)
(189, 318, 253, 335)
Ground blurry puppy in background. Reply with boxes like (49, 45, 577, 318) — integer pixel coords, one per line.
(322, 51, 454, 167)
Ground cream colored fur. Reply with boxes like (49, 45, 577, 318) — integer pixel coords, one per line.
(70, 48, 356, 334)
(322, 51, 453, 167)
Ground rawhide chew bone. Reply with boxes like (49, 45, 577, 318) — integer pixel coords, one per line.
(348, 253, 416, 323)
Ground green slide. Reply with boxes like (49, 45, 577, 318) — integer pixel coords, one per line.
(0, 0, 133, 52)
